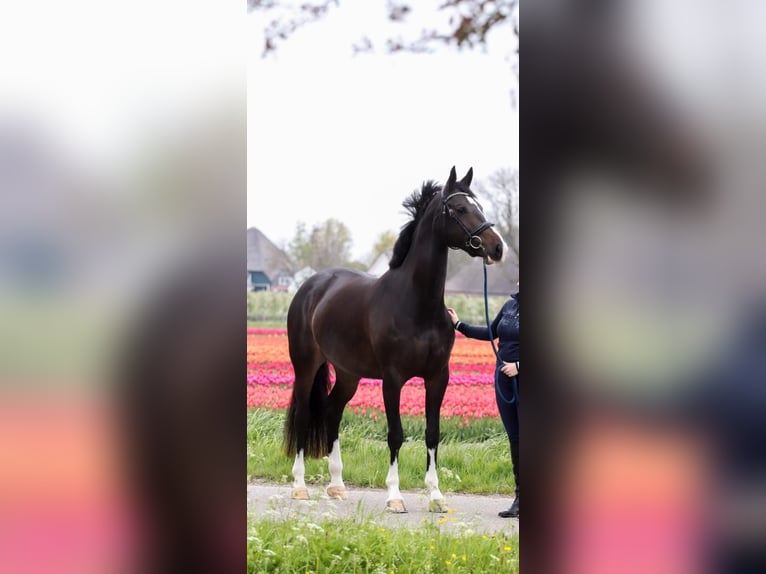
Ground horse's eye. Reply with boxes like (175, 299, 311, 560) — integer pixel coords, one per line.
(457, 206, 468, 214)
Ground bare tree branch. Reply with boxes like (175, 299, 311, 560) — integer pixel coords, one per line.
(475, 167, 519, 263)
(249, 0, 518, 57)
(248, 0, 340, 57)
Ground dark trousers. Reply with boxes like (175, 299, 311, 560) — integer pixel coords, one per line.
(496, 370, 519, 493)
(495, 370, 519, 443)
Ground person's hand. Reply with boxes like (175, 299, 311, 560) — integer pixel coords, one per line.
(447, 308, 459, 327)
(501, 362, 518, 377)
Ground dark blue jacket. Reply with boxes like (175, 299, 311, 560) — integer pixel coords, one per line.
(456, 293, 519, 365)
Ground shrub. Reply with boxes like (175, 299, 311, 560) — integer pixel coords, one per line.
(247, 291, 505, 326)
(247, 291, 292, 324)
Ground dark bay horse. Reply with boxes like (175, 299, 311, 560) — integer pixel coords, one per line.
(284, 166, 505, 512)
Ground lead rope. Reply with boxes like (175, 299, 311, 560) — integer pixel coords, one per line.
(483, 260, 518, 404)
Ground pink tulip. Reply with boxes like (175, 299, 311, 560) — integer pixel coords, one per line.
(247, 329, 500, 419)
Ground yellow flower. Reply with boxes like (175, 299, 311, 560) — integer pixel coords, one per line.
(462, 555, 467, 562)
(445, 560, 452, 566)
(451, 553, 457, 559)
(504, 546, 512, 551)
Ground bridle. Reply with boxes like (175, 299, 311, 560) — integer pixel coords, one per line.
(442, 192, 495, 250)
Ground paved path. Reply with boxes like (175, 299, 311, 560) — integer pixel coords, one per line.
(247, 481, 518, 536)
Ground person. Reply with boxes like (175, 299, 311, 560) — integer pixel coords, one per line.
(447, 287, 519, 518)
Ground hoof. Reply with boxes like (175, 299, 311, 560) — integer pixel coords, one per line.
(428, 498, 449, 513)
(291, 487, 309, 500)
(386, 499, 407, 514)
(326, 486, 348, 500)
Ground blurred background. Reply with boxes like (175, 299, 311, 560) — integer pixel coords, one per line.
(0, 0, 245, 572)
(522, 2, 766, 574)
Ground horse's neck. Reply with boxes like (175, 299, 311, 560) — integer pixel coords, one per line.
(398, 220, 448, 311)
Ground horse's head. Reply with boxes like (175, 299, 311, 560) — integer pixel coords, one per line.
(441, 166, 506, 265)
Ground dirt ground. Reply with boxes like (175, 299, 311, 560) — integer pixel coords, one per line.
(248, 480, 519, 535)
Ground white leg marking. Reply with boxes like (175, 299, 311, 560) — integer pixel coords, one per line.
(425, 448, 444, 502)
(385, 457, 402, 502)
(327, 439, 345, 489)
(292, 449, 306, 489)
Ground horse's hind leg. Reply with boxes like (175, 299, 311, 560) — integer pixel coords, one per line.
(324, 368, 360, 500)
(288, 369, 314, 500)
(285, 355, 327, 500)
(424, 367, 449, 512)
(291, 448, 309, 500)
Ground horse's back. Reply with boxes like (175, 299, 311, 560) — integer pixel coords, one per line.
(289, 268, 376, 317)
(287, 267, 381, 376)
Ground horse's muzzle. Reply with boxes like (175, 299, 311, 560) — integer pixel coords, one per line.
(482, 232, 506, 265)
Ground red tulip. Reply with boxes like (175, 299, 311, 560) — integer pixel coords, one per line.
(247, 329, 500, 419)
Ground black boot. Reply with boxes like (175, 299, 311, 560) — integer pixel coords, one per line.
(499, 441, 519, 518)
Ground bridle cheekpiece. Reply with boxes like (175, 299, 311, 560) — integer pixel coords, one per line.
(442, 192, 495, 250)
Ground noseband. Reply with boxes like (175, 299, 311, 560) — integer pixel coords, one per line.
(442, 192, 495, 250)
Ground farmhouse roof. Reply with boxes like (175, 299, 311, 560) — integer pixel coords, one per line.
(246, 227, 293, 279)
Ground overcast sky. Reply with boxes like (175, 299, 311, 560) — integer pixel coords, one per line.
(247, 4, 518, 261)
(1, 1, 516, 263)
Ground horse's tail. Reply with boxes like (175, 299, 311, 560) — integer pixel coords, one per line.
(284, 363, 329, 459)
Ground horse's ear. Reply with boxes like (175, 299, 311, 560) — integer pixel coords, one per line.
(445, 166, 457, 194)
(460, 167, 473, 187)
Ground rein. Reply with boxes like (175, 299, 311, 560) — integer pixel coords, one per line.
(482, 259, 518, 404)
(443, 192, 495, 249)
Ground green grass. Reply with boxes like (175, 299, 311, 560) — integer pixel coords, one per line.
(248, 511, 519, 574)
(247, 409, 513, 496)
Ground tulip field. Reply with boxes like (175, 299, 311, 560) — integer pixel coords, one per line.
(247, 328, 501, 424)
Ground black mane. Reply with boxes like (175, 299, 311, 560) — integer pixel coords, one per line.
(389, 181, 442, 269)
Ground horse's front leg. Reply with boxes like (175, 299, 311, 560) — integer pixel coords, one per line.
(382, 374, 407, 513)
(424, 367, 449, 513)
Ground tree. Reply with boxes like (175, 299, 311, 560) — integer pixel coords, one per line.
(475, 167, 519, 263)
(248, 0, 519, 114)
(368, 229, 398, 265)
(248, 1, 518, 65)
(288, 218, 355, 271)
